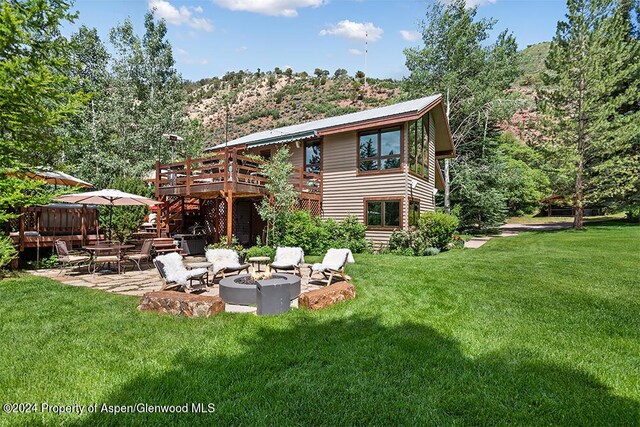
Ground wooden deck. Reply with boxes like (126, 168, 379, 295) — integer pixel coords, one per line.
(153, 148, 323, 241)
(154, 149, 322, 201)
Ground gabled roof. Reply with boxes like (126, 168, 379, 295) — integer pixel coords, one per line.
(208, 94, 455, 158)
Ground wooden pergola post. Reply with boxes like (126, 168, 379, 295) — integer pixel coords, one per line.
(226, 190, 233, 244)
(81, 205, 87, 246)
(19, 208, 25, 252)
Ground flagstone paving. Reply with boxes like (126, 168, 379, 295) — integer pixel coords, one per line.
(31, 258, 322, 314)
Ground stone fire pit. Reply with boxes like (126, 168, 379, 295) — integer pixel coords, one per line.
(219, 273, 301, 306)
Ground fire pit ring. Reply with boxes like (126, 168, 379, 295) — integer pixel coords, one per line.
(219, 273, 301, 306)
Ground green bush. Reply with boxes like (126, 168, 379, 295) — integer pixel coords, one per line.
(0, 235, 17, 271)
(386, 211, 459, 255)
(388, 230, 414, 254)
(245, 245, 275, 262)
(275, 211, 369, 255)
(423, 247, 441, 256)
(626, 206, 640, 223)
(417, 211, 460, 250)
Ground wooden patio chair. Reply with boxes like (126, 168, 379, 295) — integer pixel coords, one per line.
(54, 240, 90, 275)
(154, 253, 208, 293)
(309, 248, 355, 285)
(205, 248, 250, 281)
(269, 247, 305, 276)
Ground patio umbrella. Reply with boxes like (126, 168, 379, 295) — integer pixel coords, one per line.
(6, 167, 93, 188)
(54, 189, 161, 240)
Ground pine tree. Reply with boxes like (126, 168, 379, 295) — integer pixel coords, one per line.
(539, 0, 640, 228)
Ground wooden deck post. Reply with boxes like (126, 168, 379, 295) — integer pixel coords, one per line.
(299, 167, 303, 193)
(19, 208, 25, 252)
(226, 190, 233, 244)
(185, 155, 191, 196)
(81, 205, 87, 246)
(155, 160, 160, 199)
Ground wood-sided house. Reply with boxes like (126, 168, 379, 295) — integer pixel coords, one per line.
(154, 94, 455, 247)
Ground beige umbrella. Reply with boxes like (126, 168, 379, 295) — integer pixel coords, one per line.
(55, 189, 161, 240)
(8, 167, 93, 187)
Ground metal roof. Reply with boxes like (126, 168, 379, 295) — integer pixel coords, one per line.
(208, 94, 442, 150)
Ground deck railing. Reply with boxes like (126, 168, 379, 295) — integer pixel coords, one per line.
(155, 149, 322, 199)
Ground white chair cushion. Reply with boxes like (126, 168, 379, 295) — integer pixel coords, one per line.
(271, 247, 304, 268)
(156, 252, 191, 285)
(321, 249, 354, 271)
(206, 249, 242, 275)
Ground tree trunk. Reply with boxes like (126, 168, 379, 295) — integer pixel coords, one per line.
(574, 66, 586, 229)
(444, 89, 451, 213)
(444, 159, 451, 213)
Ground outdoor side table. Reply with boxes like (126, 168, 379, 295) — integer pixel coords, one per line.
(248, 256, 270, 272)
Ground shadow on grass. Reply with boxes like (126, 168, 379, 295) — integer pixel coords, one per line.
(74, 316, 638, 426)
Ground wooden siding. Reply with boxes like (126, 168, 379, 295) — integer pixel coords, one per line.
(321, 131, 406, 247)
(407, 112, 437, 214)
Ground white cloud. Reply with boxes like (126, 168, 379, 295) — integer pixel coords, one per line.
(348, 48, 362, 56)
(440, 0, 496, 7)
(175, 47, 188, 55)
(235, 46, 248, 52)
(319, 20, 383, 42)
(399, 30, 421, 42)
(148, 0, 214, 32)
(182, 58, 209, 65)
(213, 0, 326, 17)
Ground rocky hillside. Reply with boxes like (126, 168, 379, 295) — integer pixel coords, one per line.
(185, 70, 401, 149)
(186, 43, 549, 149)
(503, 42, 551, 143)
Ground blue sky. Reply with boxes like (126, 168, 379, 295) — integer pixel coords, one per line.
(69, 0, 567, 81)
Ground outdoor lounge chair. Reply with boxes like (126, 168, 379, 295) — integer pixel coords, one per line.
(269, 247, 305, 276)
(310, 248, 355, 285)
(205, 248, 250, 280)
(124, 239, 153, 271)
(154, 252, 208, 293)
(54, 240, 90, 275)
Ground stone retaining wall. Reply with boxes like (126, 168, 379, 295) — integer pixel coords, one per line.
(298, 282, 355, 310)
(138, 291, 224, 317)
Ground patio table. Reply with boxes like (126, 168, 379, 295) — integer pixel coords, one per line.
(83, 244, 134, 274)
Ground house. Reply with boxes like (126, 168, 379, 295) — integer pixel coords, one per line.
(153, 94, 455, 247)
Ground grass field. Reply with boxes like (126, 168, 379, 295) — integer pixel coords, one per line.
(506, 213, 626, 224)
(1, 221, 639, 425)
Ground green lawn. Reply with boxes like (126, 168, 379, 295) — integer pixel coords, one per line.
(1, 222, 639, 425)
(506, 213, 626, 224)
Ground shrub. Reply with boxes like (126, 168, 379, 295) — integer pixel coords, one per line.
(417, 212, 459, 250)
(0, 235, 17, 271)
(449, 235, 465, 249)
(385, 211, 459, 255)
(245, 245, 275, 262)
(275, 211, 369, 255)
(626, 206, 640, 223)
(423, 247, 441, 256)
(388, 230, 414, 254)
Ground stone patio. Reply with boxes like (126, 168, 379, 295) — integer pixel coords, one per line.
(31, 256, 323, 314)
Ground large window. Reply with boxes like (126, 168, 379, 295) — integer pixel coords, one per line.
(365, 199, 402, 229)
(358, 127, 402, 173)
(304, 140, 321, 173)
(408, 113, 430, 179)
